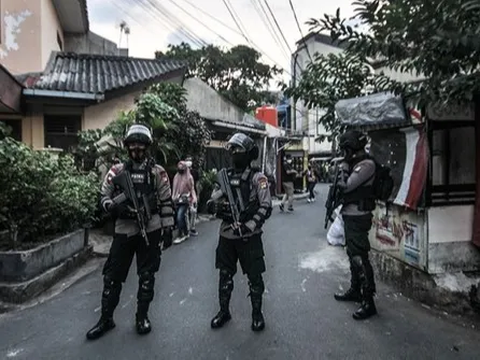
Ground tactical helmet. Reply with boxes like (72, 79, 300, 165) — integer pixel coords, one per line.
(123, 124, 153, 146)
(225, 132, 259, 160)
(338, 130, 368, 152)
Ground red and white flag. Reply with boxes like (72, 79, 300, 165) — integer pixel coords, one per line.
(393, 127, 428, 209)
(370, 121, 428, 210)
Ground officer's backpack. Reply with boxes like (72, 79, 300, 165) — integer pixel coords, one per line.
(371, 161, 394, 202)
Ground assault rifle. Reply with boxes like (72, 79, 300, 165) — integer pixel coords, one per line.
(112, 171, 152, 246)
(324, 157, 344, 229)
(216, 168, 245, 236)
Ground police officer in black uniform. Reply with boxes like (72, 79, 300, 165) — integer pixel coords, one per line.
(334, 130, 377, 320)
(86, 124, 174, 340)
(208, 133, 272, 331)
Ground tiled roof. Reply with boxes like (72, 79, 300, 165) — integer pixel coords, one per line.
(23, 52, 187, 94)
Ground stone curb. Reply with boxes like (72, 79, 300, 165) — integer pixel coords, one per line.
(0, 245, 95, 312)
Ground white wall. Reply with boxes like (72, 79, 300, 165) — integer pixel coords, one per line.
(184, 78, 264, 129)
(428, 206, 474, 244)
(292, 41, 344, 155)
(41, 0, 63, 69)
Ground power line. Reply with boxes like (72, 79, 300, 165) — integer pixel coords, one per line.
(173, 0, 292, 76)
(126, 0, 202, 46)
(288, 0, 313, 63)
(250, 0, 290, 61)
(145, 0, 208, 47)
(107, 0, 181, 42)
(165, 0, 233, 46)
(177, 0, 244, 36)
(263, 0, 293, 54)
(225, 0, 252, 42)
(221, 0, 252, 45)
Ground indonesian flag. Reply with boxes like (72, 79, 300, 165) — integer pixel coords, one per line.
(393, 127, 428, 209)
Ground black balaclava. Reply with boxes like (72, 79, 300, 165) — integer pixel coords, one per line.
(127, 143, 147, 163)
(232, 152, 250, 170)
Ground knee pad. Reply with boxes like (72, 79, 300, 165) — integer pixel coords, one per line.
(219, 269, 234, 292)
(248, 274, 265, 295)
(103, 277, 122, 297)
(138, 272, 155, 302)
(351, 255, 364, 269)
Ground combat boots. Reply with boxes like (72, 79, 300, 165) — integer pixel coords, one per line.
(86, 277, 122, 340)
(86, 317, 116, 340)
(211, 270, 233, 329)
(353, 297, 377, 320)
(248, 276, 265, 332)
(250, 296, 265, 332)
(135, 302, 152, 335)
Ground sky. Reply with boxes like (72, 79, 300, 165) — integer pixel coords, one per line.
(87, 0, 355, 83)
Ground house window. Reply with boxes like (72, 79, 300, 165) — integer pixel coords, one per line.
(57, 31, 63, 50)
(428, 121, 475, 206)
(0, 119, 22, 141)
(44, 115, 82, 151)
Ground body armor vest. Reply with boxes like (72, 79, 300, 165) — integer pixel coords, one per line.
(219, 168, 260, 223)
(342, 155, 375, 210)
(116, 166, 158, 220)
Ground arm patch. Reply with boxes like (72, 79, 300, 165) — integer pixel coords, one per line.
(259, 177, 268, 189)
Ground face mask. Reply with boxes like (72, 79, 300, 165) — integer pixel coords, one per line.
(128, 144, 146, 163)
(185, 160, 192, 168)
(232, 153, 249, 169)
(178, 169, 185, 174)
(287, 160, 292, 164)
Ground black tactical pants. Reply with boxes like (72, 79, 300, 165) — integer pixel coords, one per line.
(215, 234, 266, 311)
(101, 229, 162, 319)
(343, 214, 376, 298)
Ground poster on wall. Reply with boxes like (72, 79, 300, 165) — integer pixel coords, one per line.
(370, 202, 427, 270)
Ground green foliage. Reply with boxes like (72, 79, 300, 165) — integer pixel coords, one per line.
(308, 0, 480, 106)
(198, 169, 217, 212)
(78, 82, 211, 171)
(0, 122, 12, 140)
(148, 82, 188, 111)
(71, 129, 103, 171)
(149, 82, 211, 167)
(160, 42, 282, 111)
(0, 137, 98, 250)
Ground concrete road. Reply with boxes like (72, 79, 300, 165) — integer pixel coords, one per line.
(1, 185, 480, 360)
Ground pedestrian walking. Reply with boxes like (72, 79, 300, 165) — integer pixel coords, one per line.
(86, 124, 174, 340)
(184, 155, 199, 236)
(207, 133, 272, 331)
(303, 162, 317, 203)
(172, 161, 197, 245)
(280, 155, 297, 212)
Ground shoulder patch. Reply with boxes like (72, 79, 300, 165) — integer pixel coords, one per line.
(159, 170, 169, 183)
(258, 175, 268, 190)
(106, 164, 122, 184)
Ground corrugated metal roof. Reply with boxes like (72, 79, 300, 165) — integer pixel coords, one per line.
(25, 52, 187, 94)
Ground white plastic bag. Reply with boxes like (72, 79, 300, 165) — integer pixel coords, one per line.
(327, 207, 345, 246)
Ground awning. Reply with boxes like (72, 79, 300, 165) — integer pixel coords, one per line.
(210, 120, 267, 136)
(335, 92, 410, 128)
(0, 64, 23, 114)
